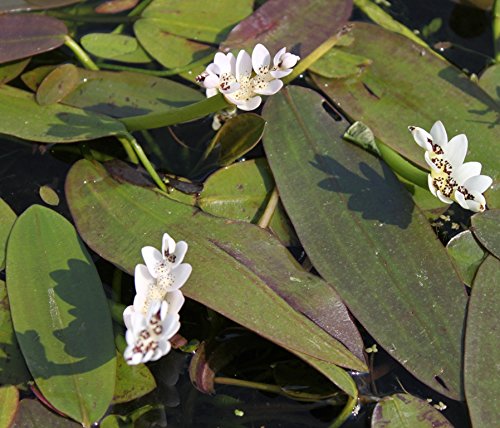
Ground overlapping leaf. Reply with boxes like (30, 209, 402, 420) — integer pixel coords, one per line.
(262, 85, 467, 399)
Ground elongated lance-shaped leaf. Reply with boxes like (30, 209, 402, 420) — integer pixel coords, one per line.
(6, 205, 116, 426)
(65, 160, 367, 394)
(262, 85, 467, 399)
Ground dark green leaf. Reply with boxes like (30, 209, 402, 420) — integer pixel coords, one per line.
(446, 230, 486, 286)
(0, 280, 30, 386)
(262, 85, 467, 399)
(81, 34, 151, 64)
(66, 159, 367, 394)
(113, 352, 156, 404)
(36, 64, 80, 106)
(312, 23, 499, 208)
(0, 15, 67, 64)
(0, 385, 18, 428)
(372, 394, 452, 427)
(465, 256, 500, 427)
(6, 205, 116, 425)
(471, 209, 500, 259)
(222, 0, 353, 58)
(11, 399, 80, 428)
(0, 85, 125, 143)
(0, 199, 16, 270)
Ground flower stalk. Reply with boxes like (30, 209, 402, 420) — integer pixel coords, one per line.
(63, 35, 99, 71)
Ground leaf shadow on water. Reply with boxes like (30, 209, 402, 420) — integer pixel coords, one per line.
(310, 154, 414, 229)
(14, 258, 114, 379)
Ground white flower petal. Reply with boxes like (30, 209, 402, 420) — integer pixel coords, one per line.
(220, 81, 240, 94)
(165, 290, 185, 314)
(270, 69, 292, 79)
(134, 264, 154, 296)
(141, 246, 163, 278)
(236, 50, 252, 81)
(132, 293, 147, 315)
(227, 52, 236, 75)
(427, 174, 437, 196)
(162, 314, 181, 339)
(172, 241, 188, 268)
(424, 151, 440, 172)
(143, 349, 155, 363)
(253, 78, 283, 95)
(203, 73, 220, 89)
(252, 43, 271, 75)
(232, 95, 262, 111)
(454, 189, 468, 209)
(454, 162, 482, 184)
(446, 134, 468, 168)
(430, 121, 448, 148)
(463, 175, 493, 194)
(437, 191, 453, 204)
(280, 52, 300, 69)
(169, 263, 193, 290)
(214, 52, 231, 74)
(206, 88, 218, 98)
(123, 306, 135, 330)
(273, 47, 287, 67)
(408, 126, 433, 151)
(158, 340, 172, 355)
(206, 63, 219, 75)
(466, 191, 487, 212)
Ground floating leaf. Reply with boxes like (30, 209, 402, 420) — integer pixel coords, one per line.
(39, 185, 61, 207)
(66, 160, 367, 394)
(0, 15, 67, 64)
(10, 399, 80, 428)
(0, 85, 125, 143)
(262, 86, 467, 399)
(222, 0, 352, 57)
(312, 23, 499, 208)
(465, 256, 500, 427)
(95, 0, 139, 14)
(309, 48, 372, 79)
(0, 0, 82, 13)
(207, 114, 266, 166)
(23, 68, 204, 119)
(0, 280, 30, 386)
(6, 205, 116, 425)
(471, 209, 500, 259)
(141, 0, 253, 44)
(81, 34, 151, 64)
(113, 352, 156, 404)
(198, 158, 298, 247)
(446, 230, 486, 286)
(479, 63, 499, 103)
(0, 199, 16, 270)
(0, 385, 19, 428)
(36, 64, 80, 106)
(372, 394, 452, 427)
(0, 59, 30, 85)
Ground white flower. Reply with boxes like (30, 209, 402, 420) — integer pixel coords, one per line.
(270, 47, 300, 79)
(408, 121, 492, 212)
(196, 52, 240, 96)
(250, 44, 284, 95)
(123, 300, 180, 365)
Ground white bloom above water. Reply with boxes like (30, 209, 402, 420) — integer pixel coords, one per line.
(123, 233, 191, 365)
(197, 43, 299, 111)
(409, 121, 492, 212)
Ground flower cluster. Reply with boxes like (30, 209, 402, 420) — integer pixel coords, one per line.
(196, 44, 300, 111)
(123, 233, 191, 365)
(409, 121, 492, 212)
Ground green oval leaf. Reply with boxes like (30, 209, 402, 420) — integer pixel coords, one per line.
(262, 85, 467, 399)
(465, 256, 500, 427)
(6, 205, 116, 425)
(0, 199, 16, 270)
(372, 394, 452, 427)
(36, 64, 80, 106)
(0, 385, 19, 428)
(446, 230, 486, 286)
(141, 0, 253, 44)
(39, 185, 61, 207)
(0, 58, 30, 85)
(113, 352, 156, 404)
(471, 209, 500, 259)
(0, 280, 31, 386)
(309, 48, 372, 79)
(312, 22, 499, 208)
(10, 399, 80, 428)
(0, 15, 67, 64)
(81, 33, 151, 64)
(65, 159, 367, 394)
(0, 85, 125, 143)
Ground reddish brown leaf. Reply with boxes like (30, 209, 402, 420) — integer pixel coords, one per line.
(95, 0, 139, 14)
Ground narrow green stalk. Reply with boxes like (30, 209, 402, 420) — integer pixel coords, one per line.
(63, 35, 99, 71)
(119, 93, 230, 131)
(112, 0, 155, 34)
(328, 394, 358, 428)
(116, 134, 140, 164)
(376, 140, 428, 190)
(119, 133, 167, 191)
(257, 187, 279, 228)
(108, 299, 126, 324)
(494, 0, 500, 62)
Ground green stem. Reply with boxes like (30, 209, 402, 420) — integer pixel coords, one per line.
(63, 36, 99, 71)
(112, 0, 155, 34)
(376, 140, 428, 190)
(257, 187, 279, 228)
(116, 134, 139, 164)
(108, 299, 126, 324)
(328, 394, 358, 428)
(494, 0, 500, 62)
(119, 93, 230, 131)
(118, 133, 167, 191)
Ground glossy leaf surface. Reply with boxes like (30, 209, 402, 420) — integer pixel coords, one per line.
(309, 48, 372, 79)
(465, 256, 500, 427)
(263, 85, 467, 399)
(471, 209, 500, 259)
(0, 59, 30, 85)
(6, 205, 116, 426)
(372, 394, 452, 427)
(65, 160, 367, 391)
(446, 230, 486, 286)
(36, 64, 80, 106)
(0, 15, 67, 63)
(81, 34, 151, 64)
(0, 85, 125, 143)
(312, 23, 499, 207)
(0, 199, 16, 270)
